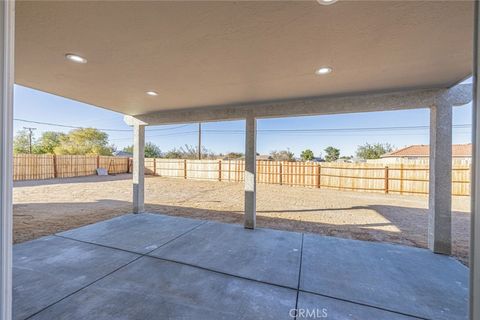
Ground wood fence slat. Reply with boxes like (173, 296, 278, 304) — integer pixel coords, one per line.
(11, 155, 472, 196)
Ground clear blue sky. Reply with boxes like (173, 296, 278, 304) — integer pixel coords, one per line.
(13, 84, 472, 158)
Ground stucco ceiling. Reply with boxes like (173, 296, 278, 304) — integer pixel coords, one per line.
(15, 1, 473, 116)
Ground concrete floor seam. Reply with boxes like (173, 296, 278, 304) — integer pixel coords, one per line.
(22, 254, 143, 320)
(298, 289, 430, 320)
(44, 223, 434, 320)
(54, 219, 208, 256)
(294, 233, 305, 320)
(22, 220, 210, 320)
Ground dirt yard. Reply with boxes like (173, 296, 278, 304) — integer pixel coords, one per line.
(13, 174, 471, 264)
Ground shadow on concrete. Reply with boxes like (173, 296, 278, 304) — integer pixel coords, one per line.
(12, 198, 470, 264)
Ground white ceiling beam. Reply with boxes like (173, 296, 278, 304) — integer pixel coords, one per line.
(123, 115, 148, 127)
(133, 85, 472, 126)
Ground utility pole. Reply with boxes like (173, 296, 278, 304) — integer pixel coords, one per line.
(198, 122, 202, 160)
(23, 127, 36, 154)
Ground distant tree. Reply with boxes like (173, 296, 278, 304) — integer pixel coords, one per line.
(181, 144, 202, 159)
(164, 148, 183, 159)
(356, 143, 393, 160)
(123, 142, 162, 158)
(324, 146, 340, 162)
(225, 152, 244, 159)
(54, 128, 114, 155)
(122, 145, 133, 154)
(13, 130, 32, 154)
(33, 131, 66, 154)
(300, 149, 314, 161)
(145, 142, 162, 158)
(270, 149, 295, 161)
(163, 145, 216, 159)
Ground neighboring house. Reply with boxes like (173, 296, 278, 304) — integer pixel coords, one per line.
(370, 143, 472, 164)
(257, 155, 273, 161)
(113, 150, 133, 157)
(334, 157, 365, 164)
(220, 155, 272, 161)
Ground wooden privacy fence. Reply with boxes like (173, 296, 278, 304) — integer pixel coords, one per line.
(13, 154, 130, 180)
(145, 159, 471, 196)
(13, 155, 471, 196)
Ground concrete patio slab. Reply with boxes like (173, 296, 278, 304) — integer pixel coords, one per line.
(58, 213, 204, 254)
(13, 236, 139, 320)
(149, 221, 303, 288)
(29, 256, 297, 320)
(13, 214, 469, 320)
(300, 234, 468, 320)
(296, 292, 417, 320)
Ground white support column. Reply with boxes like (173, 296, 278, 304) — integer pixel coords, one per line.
(133, 124, 145, 213)
(1, 1, 14, 320)
(470, 1, 479, 319)
(428, 100, 452, 255)
(244, 115, 256, 229)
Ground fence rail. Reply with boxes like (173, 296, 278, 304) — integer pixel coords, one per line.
(145, 159, 471, 196)
(13, 154, 130, 181)
(13, 155, 471, 196)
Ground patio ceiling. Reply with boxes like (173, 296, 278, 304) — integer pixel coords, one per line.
(15, 1, 473, 116)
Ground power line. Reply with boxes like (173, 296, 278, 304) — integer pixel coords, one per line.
(110, 130, 199, 141)
(199, 124, 472, 134)
(148, 124, 191, 131)
(108, 125, 472, 141)
(13, 118, 191, 132)
(143, 124, 471, 137)
(15, 118, 129, 131)
(13, 117, 472, 141)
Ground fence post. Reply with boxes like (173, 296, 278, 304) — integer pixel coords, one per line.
(153, 158, 157, 176)
(184, 159, 187, 179)
(228, 160, 231, 182)
(279, 162, 283, 185)
(218, 160, 222, 181)
(317, 164, 321, 188)
(53, 154, 57, 178)
(384, 166, 389, 194)
(400, 163, 404, 195)
(96, 155, 100, 169)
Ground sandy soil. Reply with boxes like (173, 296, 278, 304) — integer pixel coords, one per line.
(13, 174, 471, 264)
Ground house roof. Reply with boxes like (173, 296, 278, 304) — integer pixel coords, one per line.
(257, 155, 273, 161)
(15, 1, 473, 117)
(113, 150, 133, 157)
(382, 144, 472, 158)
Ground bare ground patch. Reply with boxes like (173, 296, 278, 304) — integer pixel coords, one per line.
(13, 174, 470, 264)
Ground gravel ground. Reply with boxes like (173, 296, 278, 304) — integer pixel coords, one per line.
(13, 174, 471, 263)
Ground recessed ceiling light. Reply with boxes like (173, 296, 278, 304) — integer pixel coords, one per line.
(317, 0, 338, 5)
(146, 91, 158, 96)
(65, 53, 87, 64)
(315, 67, 333, 75)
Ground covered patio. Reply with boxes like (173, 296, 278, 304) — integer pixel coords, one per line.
(13, 213, 467, 320)
(1, 1, 480, 319)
